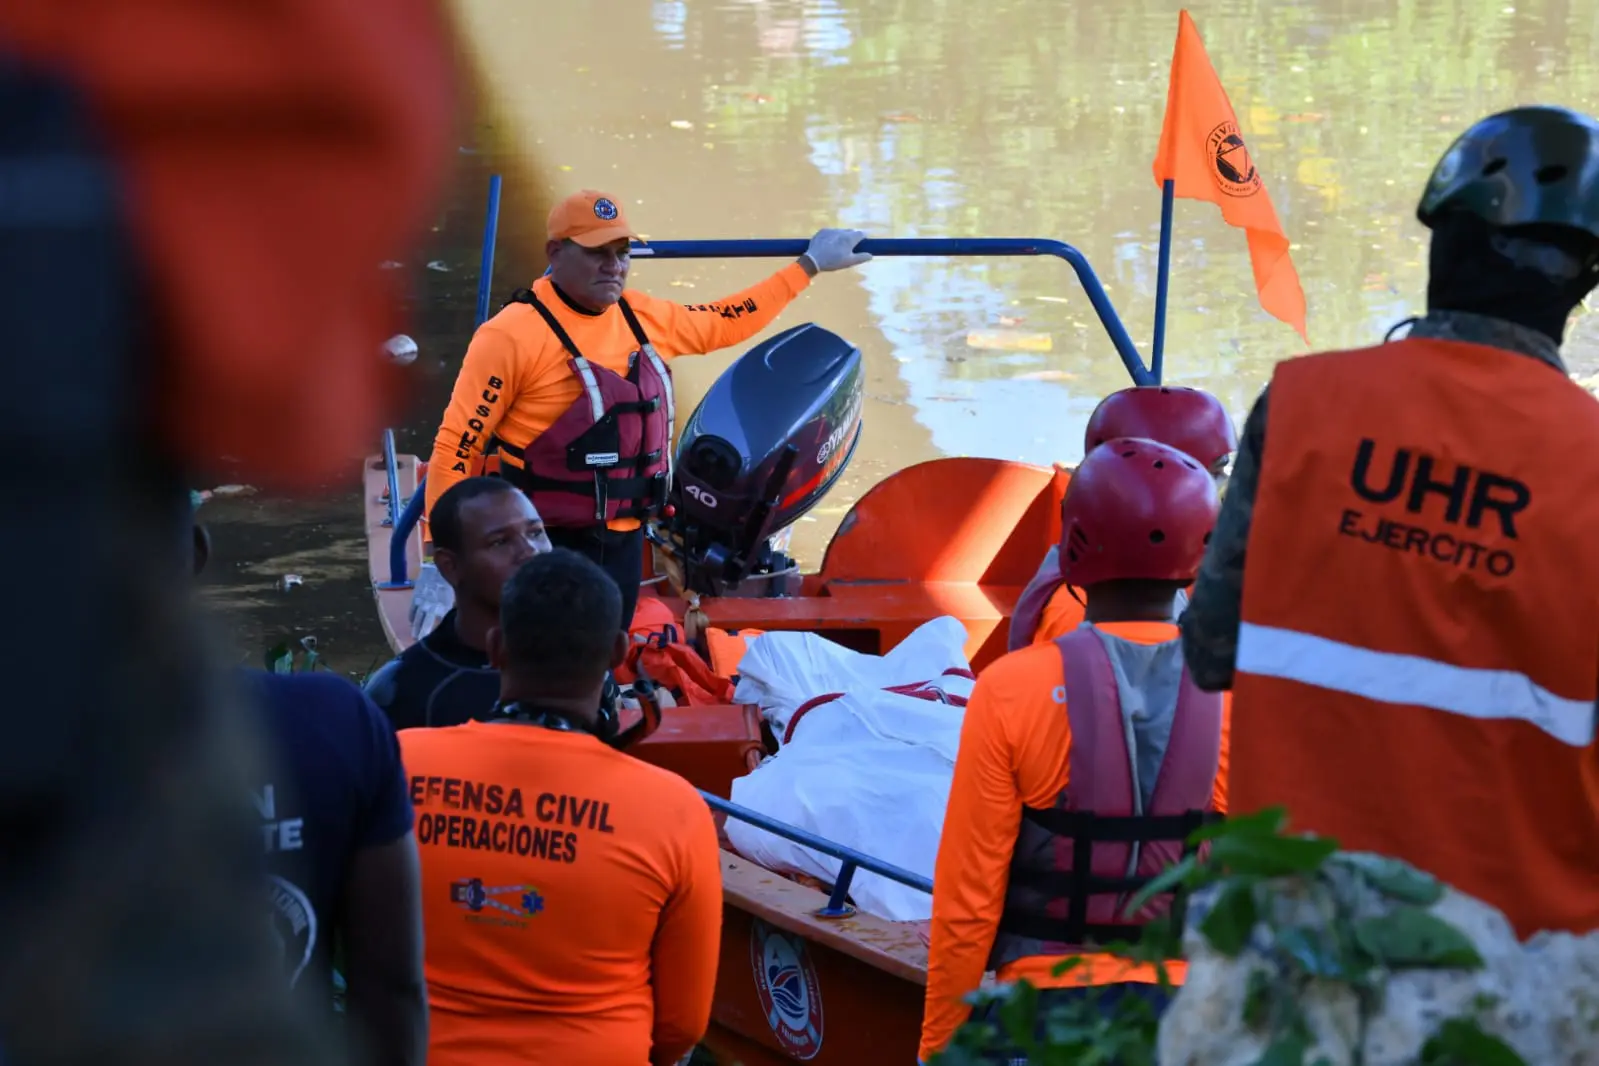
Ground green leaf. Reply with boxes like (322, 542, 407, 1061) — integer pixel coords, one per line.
(1339, 854, 1446, 905)
(1049, 955, 1086, 979)
(1209, 832, 1339, 877)
(1125, 855, 1199, 914)
(1242, 969, 1273, 1027)
(1419, 1018, 1527, 1066)
(1194, 806, 1289, 843)
(1351, 907, 1484, 970)
(1198, 880, 1259, 955)
(1118, 914, 1182, 966)
(1275, 927, 1347, 978)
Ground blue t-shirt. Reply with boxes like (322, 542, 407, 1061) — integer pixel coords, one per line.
(247, 669, 414, 1002)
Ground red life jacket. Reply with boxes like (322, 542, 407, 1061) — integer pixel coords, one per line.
(988, 625, 1223, 970)
(496, 291, 675, 525)
(1008, 546, 1064, 652)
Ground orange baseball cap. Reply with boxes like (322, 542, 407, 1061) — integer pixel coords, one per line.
(547, 190, 643, 247)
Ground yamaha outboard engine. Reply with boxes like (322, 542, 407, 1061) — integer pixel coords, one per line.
(658, 322, 864, 597)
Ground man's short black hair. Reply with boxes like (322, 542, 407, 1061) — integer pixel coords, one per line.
(430, 476, 519, 553)
(499, 549, 623, 689)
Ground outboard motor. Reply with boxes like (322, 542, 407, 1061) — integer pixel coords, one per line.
(657, 322, 864, 597)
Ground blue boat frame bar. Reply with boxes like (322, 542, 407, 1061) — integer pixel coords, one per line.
(700, 791, 932, 919)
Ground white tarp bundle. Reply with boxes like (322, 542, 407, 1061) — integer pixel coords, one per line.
(725, 617, 974, 922)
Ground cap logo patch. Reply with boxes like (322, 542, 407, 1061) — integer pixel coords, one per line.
(594, 198, 619, 220)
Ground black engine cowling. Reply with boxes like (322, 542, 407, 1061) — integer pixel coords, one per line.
(658, 322, 864, 596)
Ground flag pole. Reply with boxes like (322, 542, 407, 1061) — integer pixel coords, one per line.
(1151, 178, 1175, 384)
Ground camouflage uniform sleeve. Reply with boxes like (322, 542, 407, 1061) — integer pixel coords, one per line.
(1180, 385, 1269, 692)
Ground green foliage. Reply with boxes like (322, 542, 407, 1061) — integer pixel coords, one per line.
(930, 808, 1527, 1066)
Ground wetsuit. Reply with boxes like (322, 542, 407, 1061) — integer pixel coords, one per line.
(365, 609, 499, 731)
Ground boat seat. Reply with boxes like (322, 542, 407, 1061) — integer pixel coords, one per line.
(631, 702, 765, 800)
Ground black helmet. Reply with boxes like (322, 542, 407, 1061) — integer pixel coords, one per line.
(1418, 106, 1599, 239)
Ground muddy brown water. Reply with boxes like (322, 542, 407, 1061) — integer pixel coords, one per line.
(201, 0, 1599, 679)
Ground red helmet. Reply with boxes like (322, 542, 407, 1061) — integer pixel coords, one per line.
(1084, 386, 1237, 470)
(1059, 437, 1221, 587)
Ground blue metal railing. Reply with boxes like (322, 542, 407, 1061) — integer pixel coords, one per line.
(631, 237, 1153, 386)
(701, 790, 932, 919)
(379, 175, 504, 589)
(384, 218, 1156, 585)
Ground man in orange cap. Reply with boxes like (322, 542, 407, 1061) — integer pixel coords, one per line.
(426, 190, 870, 626)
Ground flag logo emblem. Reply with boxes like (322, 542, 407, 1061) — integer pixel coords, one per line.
(1206, 121, 1260, 197)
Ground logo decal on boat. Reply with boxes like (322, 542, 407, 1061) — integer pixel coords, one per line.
(593, 197, 619, 220)
(1206, 121, 1260, 197)
(750, 919, 824, 1059)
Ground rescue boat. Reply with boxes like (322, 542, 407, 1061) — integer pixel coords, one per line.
(363, 178, 1165, 1065)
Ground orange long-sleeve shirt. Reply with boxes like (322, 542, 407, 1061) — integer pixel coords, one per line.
(426, 264, 812, 527)
(399, 721, 723, 1066)
(920, 622, 1230, 1062)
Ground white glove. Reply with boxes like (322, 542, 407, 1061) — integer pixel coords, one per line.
(801, 228, 872, 273)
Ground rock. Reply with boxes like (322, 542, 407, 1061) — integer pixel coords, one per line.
(1157, 852, 1599, 1065)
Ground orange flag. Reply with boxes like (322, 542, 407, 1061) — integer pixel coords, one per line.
(1153, 10, 1308, 344)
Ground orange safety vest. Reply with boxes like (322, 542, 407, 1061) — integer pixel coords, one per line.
(1231, 336, 1599, 938)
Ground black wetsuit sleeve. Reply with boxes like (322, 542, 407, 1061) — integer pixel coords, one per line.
(1180, 385, 1268, 692)
(362, 657, 419, 732)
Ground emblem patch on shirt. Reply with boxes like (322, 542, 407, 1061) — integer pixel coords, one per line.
(750, 918, 824, 1059)
(449, 877, 545, 927)
(268, 875, 317, 987)
(593, 198, 619, 220)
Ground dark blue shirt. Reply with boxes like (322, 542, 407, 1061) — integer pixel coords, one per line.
(248, 669, 414, 1003)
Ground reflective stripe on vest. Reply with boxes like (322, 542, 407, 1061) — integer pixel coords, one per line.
(639, 343, 675, 482)
(1230, 337, 1599, 938)
(988, 625, 1222, 971)
(1237, 622, 1595, 747)
(572, 357, 605, 422)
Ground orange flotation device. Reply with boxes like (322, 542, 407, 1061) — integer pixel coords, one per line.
(616, 597, 737, 706)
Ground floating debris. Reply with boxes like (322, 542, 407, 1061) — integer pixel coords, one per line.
(279, 574, 304, 591)
(966, 330, 1054, 353)
(669, 119, 695, 130)
(425, 260, 450, 272)
(378, 260, 404, 270)
(383, 334, 418, 366)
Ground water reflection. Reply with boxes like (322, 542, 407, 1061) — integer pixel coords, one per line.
(454, 0, 1599, 478)
(618, 0, 1596, 462)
